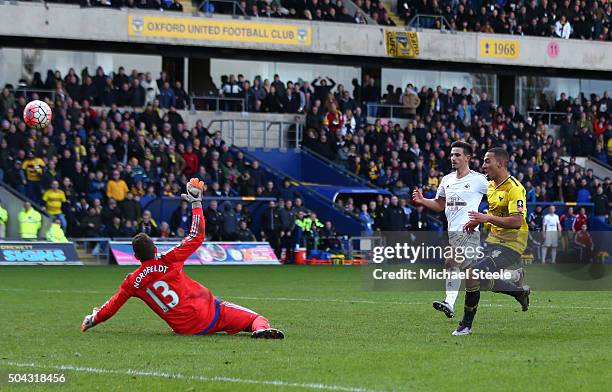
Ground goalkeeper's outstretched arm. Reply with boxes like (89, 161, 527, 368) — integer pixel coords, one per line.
(82, 283, 131, 332)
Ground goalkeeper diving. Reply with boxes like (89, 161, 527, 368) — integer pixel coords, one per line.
(81, 178, 284, 339)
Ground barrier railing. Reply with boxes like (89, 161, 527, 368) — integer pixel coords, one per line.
(8, 88, 56, 101)
(301, 146, 379, 189)
(407, 14, 454, 31)
(190, 95, 246, 112)
(527, 111, 568, 125)
(365, 103, 412, 119)
(207, 118, 303, 149)
(198, 0, 247, 16)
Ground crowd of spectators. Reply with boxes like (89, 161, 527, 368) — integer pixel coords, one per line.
(1, 65, 610, 245)
(0, 71, 343, 253)
(6, 66, 365, 116)
(232, 0, 370, 24)
(302, 80, 611, 227)
(2, 67, 190, 111)
(398, 0, 612, 41)
(59, 0, 186, 12)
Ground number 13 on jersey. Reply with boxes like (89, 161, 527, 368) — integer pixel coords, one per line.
(146, 280, 179, 312)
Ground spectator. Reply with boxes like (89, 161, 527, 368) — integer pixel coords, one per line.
(101, 198, 122, 228)
(409, 205, 429, 230)
(174, 81, 189, 109)
(358, 203, 374, 235)
(159, 81, 176, 109)
(279, 178, 300, 201)
(402, 86, 420, 117)
(42, 180, 67, 230)
(136, 210, 161, 237)
(205, 200, 223, 240)
(237, 220, 256, 241)
(221, 203, 239, 240)
(141, 72, 160, 106)
(105, 216, 126, 238)
(167, 0, 183, 11)
(592, 186, 609, 216)
(79, 207, 102, 237)
(382, 195, 407, 231)
(22, 151, 45, 203)
(281, 87, 300, 114)
(106, 170, 129, 203)
(312, 76, 336, 103)
(555, 15, 572, 39)
(261, 200, 281, 257)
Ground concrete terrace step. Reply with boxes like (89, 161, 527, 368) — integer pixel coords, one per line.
(380, 0, 404, 26)
(179, 0, 197, 13)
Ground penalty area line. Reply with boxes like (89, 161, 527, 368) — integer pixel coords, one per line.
(1, 361, 381, 392)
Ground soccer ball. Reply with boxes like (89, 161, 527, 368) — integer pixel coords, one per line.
(23, 100, 52, 129)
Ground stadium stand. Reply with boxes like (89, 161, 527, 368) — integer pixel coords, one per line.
(1, 66, 610, 246)
(398, 0, 612, 41)
(35, 0, 372, 23)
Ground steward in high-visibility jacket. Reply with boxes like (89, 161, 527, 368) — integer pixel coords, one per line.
(46, 221, 68, 243)
(0, 203, 8, 239)
(18, 202, 42, 239)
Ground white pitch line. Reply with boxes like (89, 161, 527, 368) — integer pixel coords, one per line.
(1, 288, 612, 311)
(231, 296, 612, 311)
(0, 361, 381, 392)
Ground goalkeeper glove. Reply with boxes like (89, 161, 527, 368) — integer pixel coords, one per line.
(81, 307, 100, 332)
(182, 178, 205, 204)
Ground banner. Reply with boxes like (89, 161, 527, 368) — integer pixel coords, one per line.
(479, 38, 520, 59)
(385, 31, 419, 58)
(128, 15, 311, 46)
(0, 242, 81, 265)
(111, 241, 280, 265)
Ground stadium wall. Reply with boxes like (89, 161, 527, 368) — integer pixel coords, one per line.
(1, 3, 612, 73)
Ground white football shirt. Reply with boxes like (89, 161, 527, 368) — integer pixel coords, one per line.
(436, 170, 489, 232)
(543, 213, 560, 231)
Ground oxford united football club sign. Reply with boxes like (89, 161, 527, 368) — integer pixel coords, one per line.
(128, 15, 312, 46)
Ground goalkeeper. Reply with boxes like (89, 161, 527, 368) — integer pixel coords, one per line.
(81, 178, 284, 339)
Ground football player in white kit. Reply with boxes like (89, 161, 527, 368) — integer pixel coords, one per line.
(542, 205, 561, 263)
(413, 141, 522, 318)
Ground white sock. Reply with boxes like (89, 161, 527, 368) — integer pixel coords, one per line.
(551, 248, 557, 264)
(444, 268, 461, 309)
(542, 247, 548, 264)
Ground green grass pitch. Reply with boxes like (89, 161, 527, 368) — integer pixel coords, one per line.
(1, 266, 611, 391)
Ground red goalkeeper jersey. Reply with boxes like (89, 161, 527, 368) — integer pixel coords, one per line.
(94, 207, 217, 334)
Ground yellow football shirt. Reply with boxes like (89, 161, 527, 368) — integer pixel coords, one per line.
(485, 175, 529, 254)
(23, 158, 45, 181)
(42, 189, 66, 215)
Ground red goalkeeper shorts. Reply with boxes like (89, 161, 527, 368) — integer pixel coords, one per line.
(204, 300, 263, 335)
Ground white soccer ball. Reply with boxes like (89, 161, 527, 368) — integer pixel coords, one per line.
(23, 100, 52, 129)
